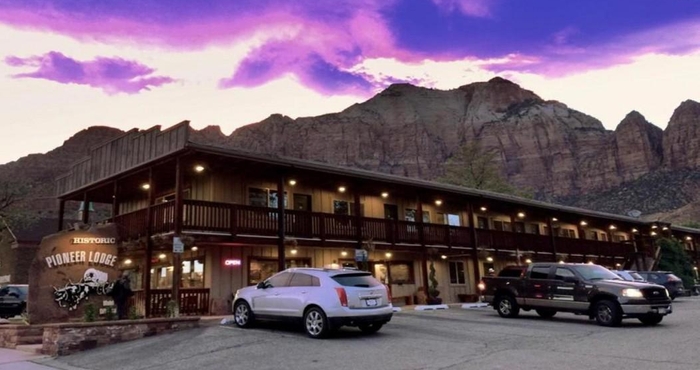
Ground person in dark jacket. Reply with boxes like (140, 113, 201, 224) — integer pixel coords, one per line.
(110, 271, 134, 319)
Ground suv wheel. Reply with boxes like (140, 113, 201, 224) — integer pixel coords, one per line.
(304, 307, 330, 339)
(638, 314, 663, 326)
(233, 301, 255, 328)
(495, 295, 520, 318)
(593, 300, 622, 327)
(536, 309, 557, 319)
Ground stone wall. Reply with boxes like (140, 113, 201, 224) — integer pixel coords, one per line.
(0, 325, 44, 349)
(41, 317, 199, 356)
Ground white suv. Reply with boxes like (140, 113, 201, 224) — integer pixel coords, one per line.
(232, 268, 393, 338)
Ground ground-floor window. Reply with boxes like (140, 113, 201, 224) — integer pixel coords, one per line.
(248, 257, 312, 285)
(449, 261, 466, 284)
(150, 256, 205, 289)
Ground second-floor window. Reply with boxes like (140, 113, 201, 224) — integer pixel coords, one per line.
(405, 209, 431, 223)
(333, 200, 364, 216)
(248, 188, 287, 208)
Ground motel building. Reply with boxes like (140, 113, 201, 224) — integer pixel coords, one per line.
(53, 122, 700, 317)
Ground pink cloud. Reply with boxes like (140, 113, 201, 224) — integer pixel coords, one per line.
(6, 52, 174, 94)
(431, 0, 496, 17)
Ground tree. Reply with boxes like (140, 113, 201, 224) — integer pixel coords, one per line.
(0, 180, 34, 229)
(437, 142, 531, 197)
(656, 238, 695, 289)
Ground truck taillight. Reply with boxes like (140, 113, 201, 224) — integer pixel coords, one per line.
(478, 281, 486, 291)
(385, 284, 392, 302)
(335, 287, 348, 307)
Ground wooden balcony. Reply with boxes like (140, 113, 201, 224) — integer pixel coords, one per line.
(111, 199, 634, 258)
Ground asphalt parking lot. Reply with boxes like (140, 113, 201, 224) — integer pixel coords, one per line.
(39, 297, 700, 370)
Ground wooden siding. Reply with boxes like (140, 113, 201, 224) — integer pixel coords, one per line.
(56, 122, 190, 196)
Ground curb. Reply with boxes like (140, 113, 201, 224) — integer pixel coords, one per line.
(414, 304, 449, 311)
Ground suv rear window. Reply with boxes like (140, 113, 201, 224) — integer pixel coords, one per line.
(332, 273, 382, 287)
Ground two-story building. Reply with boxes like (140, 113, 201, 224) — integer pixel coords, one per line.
(54, 122, 700, 316)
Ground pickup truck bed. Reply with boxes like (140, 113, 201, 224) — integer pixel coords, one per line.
(481, 263, 672, 327)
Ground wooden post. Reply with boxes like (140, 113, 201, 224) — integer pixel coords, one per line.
(353, 189, 364, 270)
(112, 181, 119, 218)
(172, 157, 184, 317)
(547, 218, 557, 262)
(417, 197, 429, 299)
(144, 167, 155, 317)
(57, 199, 65, 232)
(467, 204, 481, 294)
(277, 176, 286, 272)
(82, 192, 90, 224)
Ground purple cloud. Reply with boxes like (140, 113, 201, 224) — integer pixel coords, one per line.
(431, 0, 497, 17)
(5, 52, 174, 94)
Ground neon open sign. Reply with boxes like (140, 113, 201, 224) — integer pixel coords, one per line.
(224, 259, 241, 266)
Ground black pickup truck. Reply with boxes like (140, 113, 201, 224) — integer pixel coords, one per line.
(481, 263, 672, 327)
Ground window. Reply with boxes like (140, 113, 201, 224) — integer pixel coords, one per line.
(248, 257, 311, 285)
(530, 266, 550, 279)
(588, 231, 598, 240)
(528, 223, 540, 234)
(477, 217, 489, 229)
(334, 200, 364, 216)
(554, 268, 575, 280)
(600, 233, 608, 241)
(249, 188, 269, 207)
(293, 194, 311, 211)
(437, 213, 460, 226)
(388, 262, 413, 284)
(493, 220, 511, 232)
(513, 222, 525, 233)
(449, 261, 466, 285)
(267, 272, 292, 287)
(181, 258, 204, 288)
(613, 235, 627, 242)
(384, 204, 398, 220)
(288, 273, 320, 287)
(405, 209, 430, 223)
(269, 190, 288, 208)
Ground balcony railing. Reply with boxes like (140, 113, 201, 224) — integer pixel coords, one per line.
(131, 288, 210, 317)
(111, 199, 635, 257)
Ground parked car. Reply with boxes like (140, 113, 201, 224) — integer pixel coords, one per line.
(232, 268, 393, 338)
(614, 270, 646, 282)
(0, 284, 28, 318)
(481, 263, 672, 327)
(636, 271, 686, 299)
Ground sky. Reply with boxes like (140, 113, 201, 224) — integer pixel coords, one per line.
(1, 0, 700, 165)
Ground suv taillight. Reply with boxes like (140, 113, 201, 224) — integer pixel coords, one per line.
(335, 287, 348, 307)
(385, 284, 392, 302)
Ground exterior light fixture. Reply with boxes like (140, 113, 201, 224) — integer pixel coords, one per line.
(288, 179, 297, 186)
(486, 256, 493, 262)
(551, 217, 558, 222)
(338, 186, 346, 193)
(381, 192, 389, 198)
(651, 231, 657, 236)
(441, 255, 447, 260)
(480, 207, 487, 212)
(341, 250, 348, 257)
(525, 259, 532, 264)
(632, 228, 638, 233)
(587, 261, 594, 265)
(517, 212, 525, 218)
(435, 199, 442, 206)
(609, 225, 617, 230)
(291, 249, 298, 255)
(191, 246, 198, 252)
(651, 225, 658, 229)
(385, 252, 392, 258)
(124, 259, 132, 265)
(615, 263, 621, 267)
(662, 226, 669, 231)
(694, 267, 698, 271)
(194, 165, 205, 173)
(141, 183, 151, 190)
(580, 221, 587, 226)
(559, 260, 565, 264)
(158, 253, 166, 260)
(686, 236, 692, 241)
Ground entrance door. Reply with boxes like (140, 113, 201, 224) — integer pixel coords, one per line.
(293, 194, 311, 211)
(384, 204, 398, 220)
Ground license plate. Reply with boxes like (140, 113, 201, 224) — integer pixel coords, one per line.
(365, 299, 377, 307)
(656, 307, 667, 314)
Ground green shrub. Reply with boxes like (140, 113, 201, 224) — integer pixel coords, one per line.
(128, 305, 140, 320)
(83, 303, 97, 322)
(104, 305, 116, 321)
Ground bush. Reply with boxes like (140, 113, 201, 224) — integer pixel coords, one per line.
(128, 305, 140, 320)
(83, 303, 97, 322)
(104, 305, 116, 321)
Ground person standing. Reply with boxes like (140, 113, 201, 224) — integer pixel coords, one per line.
(110, 271, 134, 320)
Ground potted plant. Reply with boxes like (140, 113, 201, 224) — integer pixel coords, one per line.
(426, 260, 442, 305)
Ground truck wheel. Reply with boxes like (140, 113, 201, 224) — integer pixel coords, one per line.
(536, 309, 557, 319)
(638, 314, 663, 326)
(495, 295, 520, 318)
(593, 300, 622, 327)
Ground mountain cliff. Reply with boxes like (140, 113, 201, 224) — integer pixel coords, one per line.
(4, 77, 700, 222)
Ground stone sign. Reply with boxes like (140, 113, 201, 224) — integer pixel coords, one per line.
(28, 223, 120, 324)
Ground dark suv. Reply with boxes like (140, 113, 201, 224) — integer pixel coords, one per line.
(0, 284, 28, 318)
(636, 272, 686, 299)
